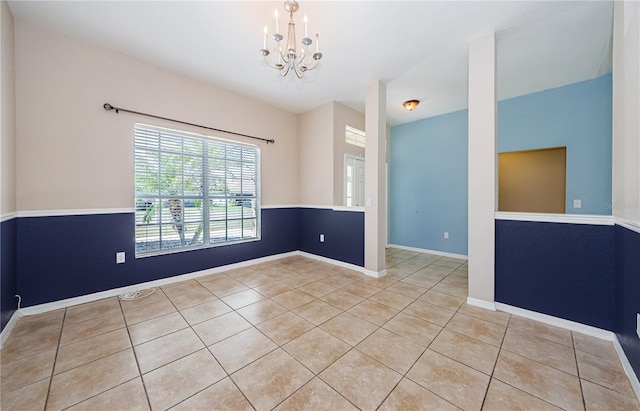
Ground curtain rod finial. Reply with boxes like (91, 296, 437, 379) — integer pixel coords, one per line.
(103, 103, 113, 110)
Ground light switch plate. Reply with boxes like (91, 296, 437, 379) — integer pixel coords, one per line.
(573, 199, 582, 208)
(320, 234, 325, 243)
(116, 252, 125, 264)
(444, 232, 449, 239)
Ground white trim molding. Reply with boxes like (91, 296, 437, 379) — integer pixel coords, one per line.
(495, 302, 639, 401)
(17, 208, 134, 218)
(260, 205, 300, 209)
(297, 205, 333, 210)
(12, 251, 366, 315)
(387, 244, 468, 260)
(613, 336, 640, 402)
(467, 297, 496, 311)
(296, 251, 373, 275)
(1, 212, 18, 223)
(19, 251, 297, 316)
(0, 310, 22, 347)
(615, 217, 640, 234)
(10, 205, 371, 217)
(331, 206, 365, 213)
(362, 268, 387, 278)
(495, 302, 613, 340)
(495, 212, 614, 226)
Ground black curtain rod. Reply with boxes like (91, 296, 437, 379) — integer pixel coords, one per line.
(103, 103, 275, 144)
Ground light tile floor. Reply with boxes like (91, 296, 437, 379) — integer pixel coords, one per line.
(2, 248, 639, 410)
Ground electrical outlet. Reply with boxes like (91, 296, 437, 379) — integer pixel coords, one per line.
(320, 234, 325, 243)
(116, 252, 126, 264)
(636, 313, 640, 339)
(573, 199, 582, 209)
(444, 232, 449, 239)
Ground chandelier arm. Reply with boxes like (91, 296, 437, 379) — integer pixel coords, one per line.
(292, 61, 305, 78)
(303, 57, 320, 71)
(280, 62, 291, 77)
(263, 53, 282, 70)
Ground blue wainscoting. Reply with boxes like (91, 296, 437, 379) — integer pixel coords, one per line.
(614, 224, 640, 377)
(298, 208, 364, 267)
(1, 218, 17, 330)
(495, 220, 616, 330)
(16, 208, 299, 307)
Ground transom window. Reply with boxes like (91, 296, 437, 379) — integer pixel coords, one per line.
(134, 124, 260, 256)
(345, 125, 365, 148)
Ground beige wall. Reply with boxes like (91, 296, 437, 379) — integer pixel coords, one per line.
(298, 102, 333, 206)
(14, 20, 299, 211)
(332, 102, 365, 205)
(613, 1, 640, 223)
(1, 1, 16, 216)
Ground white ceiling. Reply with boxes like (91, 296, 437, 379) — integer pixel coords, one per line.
(8, 1, 613, 126)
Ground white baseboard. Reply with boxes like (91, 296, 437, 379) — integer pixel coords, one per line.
(612, 336, 640, 402)
(19, 251, 298, 316)
(467, 297, 496, 311)
(495, 302, 614, 340)
(7, 250, 367, 333)
(495, 302, 639, 402)
(295, 251, 373, 274)
(0, 310, 23, 348)
(362, 268, 387, 278)
(387, 244, 467, 259)
(296, 251, 387, 278)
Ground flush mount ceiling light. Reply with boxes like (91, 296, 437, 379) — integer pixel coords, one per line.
(260, 0, 323, 79)
(403, 100, 420, 111)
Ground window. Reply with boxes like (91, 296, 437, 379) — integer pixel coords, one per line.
(344, 154, 365, 207)
(134, 124, 260, 256)
(345, 125, 365, 148)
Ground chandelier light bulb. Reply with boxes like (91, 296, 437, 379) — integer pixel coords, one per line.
(263, 25, 268, 49)
(304, 14, 308, 38)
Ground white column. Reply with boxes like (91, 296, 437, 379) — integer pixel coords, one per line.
(613, 0, 640, 224)
(364, 80, 387, 277)
(467, 32, 497, 309)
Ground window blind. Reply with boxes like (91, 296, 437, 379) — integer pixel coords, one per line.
(134, 124, 260, 256)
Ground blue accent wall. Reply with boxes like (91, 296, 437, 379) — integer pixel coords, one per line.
(614, 225, 640, 377)
(389, 109, 468, 255)
(1, 218, 17, 330)
(495, 220, 616, 330)
(498, 75, 612, 215)
(298, 208, 364, 267)
(16, 208, 299, 307)
(389, 75, 612, 256)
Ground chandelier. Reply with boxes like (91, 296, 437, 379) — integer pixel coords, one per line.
(260, 0, 323, 78)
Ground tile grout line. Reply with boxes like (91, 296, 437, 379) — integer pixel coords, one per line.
(397, 287, 477, 410)
(490, 316, 585, 410)
(151, 286, 248, 410)
(119, 295, 154, 411)
(479, 308, 510, 411)
(15, 251, 631, 410)
(42, 308, 67, 411)
(572, 331, 589, 411)
(364, 255, 468, 410)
